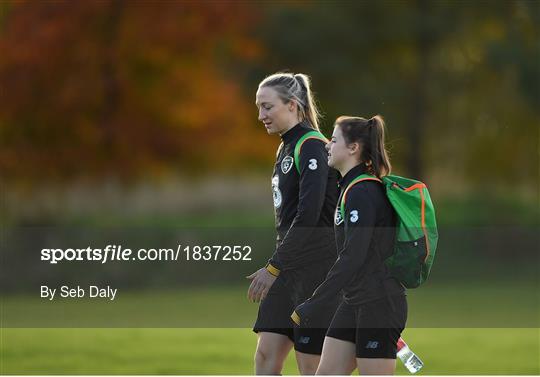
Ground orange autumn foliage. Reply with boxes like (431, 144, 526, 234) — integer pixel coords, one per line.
(0, 0, 274, 182)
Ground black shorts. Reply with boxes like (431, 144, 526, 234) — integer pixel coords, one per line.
(253, 258, 339, 355)
(326, 295, 407, 359)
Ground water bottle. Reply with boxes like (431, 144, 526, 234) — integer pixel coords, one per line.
(397, 338, 424, 374)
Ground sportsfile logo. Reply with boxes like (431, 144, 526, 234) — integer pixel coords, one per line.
(40, 244, 252, 264)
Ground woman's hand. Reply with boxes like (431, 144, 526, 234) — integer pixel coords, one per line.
(246, 267, 277, 302)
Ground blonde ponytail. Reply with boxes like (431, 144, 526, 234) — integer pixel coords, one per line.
(259, 72, 322, 131)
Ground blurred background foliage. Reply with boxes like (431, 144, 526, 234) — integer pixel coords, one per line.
(0, 0, 538, 224)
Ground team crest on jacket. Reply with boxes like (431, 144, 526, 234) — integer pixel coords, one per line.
(334, 208, 344, 225)
(281, 156, 294, 174)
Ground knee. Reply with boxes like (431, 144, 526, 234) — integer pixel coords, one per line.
(314, 363, 331, 375)
(315, 359, 355, 375)
(255, 347, 283, 375)
(254, 347, 267, 367)
(299, 362, 318, 375)
(296, 354, 321, 375)
(315, 365, 344, 375)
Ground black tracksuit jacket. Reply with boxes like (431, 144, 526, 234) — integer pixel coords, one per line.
(293, 164, 405, 325)
(267, 121, 339, 273)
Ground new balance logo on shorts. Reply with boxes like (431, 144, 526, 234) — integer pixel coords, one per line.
(298, 336, 311, 344)
(365, 341, 379, 349)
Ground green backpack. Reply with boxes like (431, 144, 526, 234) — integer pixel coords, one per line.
(339, 174, 438, 288)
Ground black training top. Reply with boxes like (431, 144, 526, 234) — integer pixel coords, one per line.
(295, 163, 404, 321)
(267, 121, 339, 273)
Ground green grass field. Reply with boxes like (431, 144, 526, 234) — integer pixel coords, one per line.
(1, 328, 539, 374)
(2, 281, 537, 328)
(1, 282, 539, 375)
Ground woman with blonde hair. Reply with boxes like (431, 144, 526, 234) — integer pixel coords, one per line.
(248, 72, 340, 374)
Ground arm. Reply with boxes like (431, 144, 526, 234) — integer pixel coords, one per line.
(292, 185, 377, 326)
(267, 138, 329, 272)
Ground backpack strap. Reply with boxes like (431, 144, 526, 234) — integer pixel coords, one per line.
(294, 130, 328, 173)
(339, 174, 382, 220)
